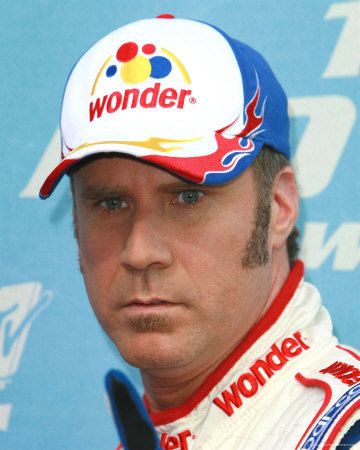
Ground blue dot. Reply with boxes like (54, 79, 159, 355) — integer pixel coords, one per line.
(150, 56, 172, 79)
(106, 65, 117, 77)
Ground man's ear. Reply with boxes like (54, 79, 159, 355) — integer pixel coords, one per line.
(269, 166, 299, 251)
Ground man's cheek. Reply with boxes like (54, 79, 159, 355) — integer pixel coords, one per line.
(79, 227, 119, 267)
(78, 245, 117, 317)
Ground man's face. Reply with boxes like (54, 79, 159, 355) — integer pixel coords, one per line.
(72, 156, 273, 371)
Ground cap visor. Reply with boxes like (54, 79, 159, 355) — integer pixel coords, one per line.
(39, 133, 264, 199)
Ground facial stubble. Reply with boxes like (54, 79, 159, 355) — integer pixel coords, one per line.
(127, 312, 173, 333)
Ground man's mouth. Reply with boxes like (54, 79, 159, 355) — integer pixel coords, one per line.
(124, 298, 175, 309)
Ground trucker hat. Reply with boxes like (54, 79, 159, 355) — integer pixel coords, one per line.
(39, 14, 290, 199)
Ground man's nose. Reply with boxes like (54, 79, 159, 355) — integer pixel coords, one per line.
(120, 212, 173, 272)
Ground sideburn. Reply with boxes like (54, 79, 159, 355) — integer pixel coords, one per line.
(241, 193, 271, 269)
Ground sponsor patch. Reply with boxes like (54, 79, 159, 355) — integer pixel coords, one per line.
(300, 383, 360, 449)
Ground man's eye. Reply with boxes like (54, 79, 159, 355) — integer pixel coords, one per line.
(176, 190, 204, 206)
(100, 199, 127, 210)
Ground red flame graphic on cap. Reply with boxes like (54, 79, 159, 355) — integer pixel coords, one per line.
(143, 82, 264, 184)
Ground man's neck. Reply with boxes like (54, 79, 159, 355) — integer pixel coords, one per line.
(141, 336, 245, 411)
(142, 254, 290, 413)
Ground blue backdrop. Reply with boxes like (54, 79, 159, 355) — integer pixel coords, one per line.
(1, 1, 359, 448)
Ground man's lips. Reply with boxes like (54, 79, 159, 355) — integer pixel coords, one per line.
(123, 298, 176, 308)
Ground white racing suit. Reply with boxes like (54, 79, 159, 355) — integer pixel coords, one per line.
(116, 261, 360, 449)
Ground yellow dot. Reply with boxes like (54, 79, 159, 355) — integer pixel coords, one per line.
(121, 56, 151, 84)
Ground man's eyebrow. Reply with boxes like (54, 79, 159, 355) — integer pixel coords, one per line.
(79, 185, 127, 200)
(78, 180, 220, 200)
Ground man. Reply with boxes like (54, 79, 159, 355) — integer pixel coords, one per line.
(40, 15, 360, 450)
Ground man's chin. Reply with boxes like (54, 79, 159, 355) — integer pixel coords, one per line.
(120, 347, 188, 370)
(113, 332, 195, 371)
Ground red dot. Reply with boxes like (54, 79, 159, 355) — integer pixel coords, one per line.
(142, 44, 156, 55)
(156, 13, 175, 19)
(116, 42, 138, 62)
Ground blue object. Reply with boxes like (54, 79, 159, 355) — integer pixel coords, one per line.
(106, 64, 118, 77)
(150, 56, 172, 79)
(105, 370, 161, 450)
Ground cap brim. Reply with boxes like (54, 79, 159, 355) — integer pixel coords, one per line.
(39, 133, 264, 199)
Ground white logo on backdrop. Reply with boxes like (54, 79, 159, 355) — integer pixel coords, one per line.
(0, 283, 52, 431)
(301, 223, 360, 270)
(289, 95, 356, 198)
(323, 1, 360, 78)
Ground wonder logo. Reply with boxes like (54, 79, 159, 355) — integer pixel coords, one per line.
(89, 41, 195, 121)
(160, 429, 194, 450)
(213, 332, 310, 416)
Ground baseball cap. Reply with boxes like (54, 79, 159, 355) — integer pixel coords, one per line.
(39, 14, 290, 199)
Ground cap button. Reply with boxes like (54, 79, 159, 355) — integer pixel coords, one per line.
(156, 13, 175, 19)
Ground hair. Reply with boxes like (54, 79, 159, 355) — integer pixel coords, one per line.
(250, 145, 300, 267)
